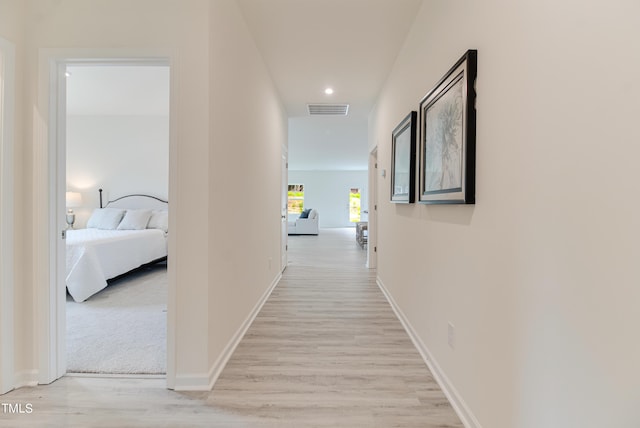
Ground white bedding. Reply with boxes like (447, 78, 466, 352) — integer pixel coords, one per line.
(66, 228, 167, 302)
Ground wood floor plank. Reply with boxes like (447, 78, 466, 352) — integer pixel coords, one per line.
(1, 228, 463, 427)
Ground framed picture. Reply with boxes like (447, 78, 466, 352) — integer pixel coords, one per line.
(418, 49, 477, 204)
(390, 111, 417, 203)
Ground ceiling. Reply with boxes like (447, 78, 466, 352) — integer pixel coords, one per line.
(238, 0, 422, 170)
(237, 0, 421, 119)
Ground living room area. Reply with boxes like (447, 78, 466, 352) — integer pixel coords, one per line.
(287, 116, 370, 245)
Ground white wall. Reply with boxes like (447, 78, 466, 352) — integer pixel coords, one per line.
(0, 0, 27, 390)
(20, 0, 212, 388)
(14, 0, 288, 392)
(1, 0, 289, 393)
(12, 0, 287, 392)
(289, 170, 368, 227)
(67, 115, 169, 228)
(288, 117, 369, 170)
(371, 1, 640, 427)
(0, 12, 20, 396)
(208, 0, 287, 382)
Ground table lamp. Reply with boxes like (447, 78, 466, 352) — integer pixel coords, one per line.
(65, 192, 82, 229)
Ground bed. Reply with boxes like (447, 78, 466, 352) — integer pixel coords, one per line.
(65, 189, 168, 302)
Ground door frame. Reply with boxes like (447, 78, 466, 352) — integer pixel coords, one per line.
(281, 145, 288, 271)
(0, 36, 16, 394)
(367, 147, 378, 269)
(35, 49, 176, 386)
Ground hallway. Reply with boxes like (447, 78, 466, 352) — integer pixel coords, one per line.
(207, 228, 463, 426)
(1, 228, 462, 427)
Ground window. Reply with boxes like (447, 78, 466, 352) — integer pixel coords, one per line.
(349, 188, 361, 223)
(288, 184, 304, 215)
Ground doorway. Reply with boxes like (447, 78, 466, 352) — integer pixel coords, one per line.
(64, 63, 170, 375)
(36, 54, 174, 386)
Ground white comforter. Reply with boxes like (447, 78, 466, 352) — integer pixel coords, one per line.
(66, 228, 167, 302)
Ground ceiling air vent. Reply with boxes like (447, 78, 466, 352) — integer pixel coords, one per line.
(307, 103, 349, 116)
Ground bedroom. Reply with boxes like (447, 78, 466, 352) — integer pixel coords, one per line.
(64, 64, 170, 375)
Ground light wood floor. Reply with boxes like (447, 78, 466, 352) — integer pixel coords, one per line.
(2, 228, 463, 427)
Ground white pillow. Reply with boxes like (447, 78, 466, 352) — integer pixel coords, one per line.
(86, 208, 125, 230)
(117, 209, 152, 230)
(147, 210, 168, 233)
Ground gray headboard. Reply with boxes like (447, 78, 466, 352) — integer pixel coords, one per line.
(99, 188, 168, 210)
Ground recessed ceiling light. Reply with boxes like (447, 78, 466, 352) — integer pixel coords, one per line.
(324, 88, 334, 95)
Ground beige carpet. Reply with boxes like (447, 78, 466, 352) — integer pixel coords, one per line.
(66, 262, 167, 374)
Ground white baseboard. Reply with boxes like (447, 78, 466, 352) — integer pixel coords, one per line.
(15, 370, 38, 389)
(173, 272, 282, 391)
(173, 372, 211, 391)
(0, 370, 37, 396)
(376, 277, 482, 428)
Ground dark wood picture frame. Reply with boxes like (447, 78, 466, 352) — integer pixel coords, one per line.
(390, 111, 417, 203)
(418, 49, 477, 204)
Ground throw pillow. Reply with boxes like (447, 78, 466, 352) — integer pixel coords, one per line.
(299, 209, 311, 219)
(86, 208, 126, 230)
(117, 209, 153, 230)
(147, 210, 169, 233)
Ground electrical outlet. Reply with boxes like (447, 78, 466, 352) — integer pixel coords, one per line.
(447, 322, 455, 349)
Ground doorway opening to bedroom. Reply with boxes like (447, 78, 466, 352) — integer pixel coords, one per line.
(63, 63, 170, 377)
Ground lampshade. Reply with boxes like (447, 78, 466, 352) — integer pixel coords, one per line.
(66, 192, 82, 208)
